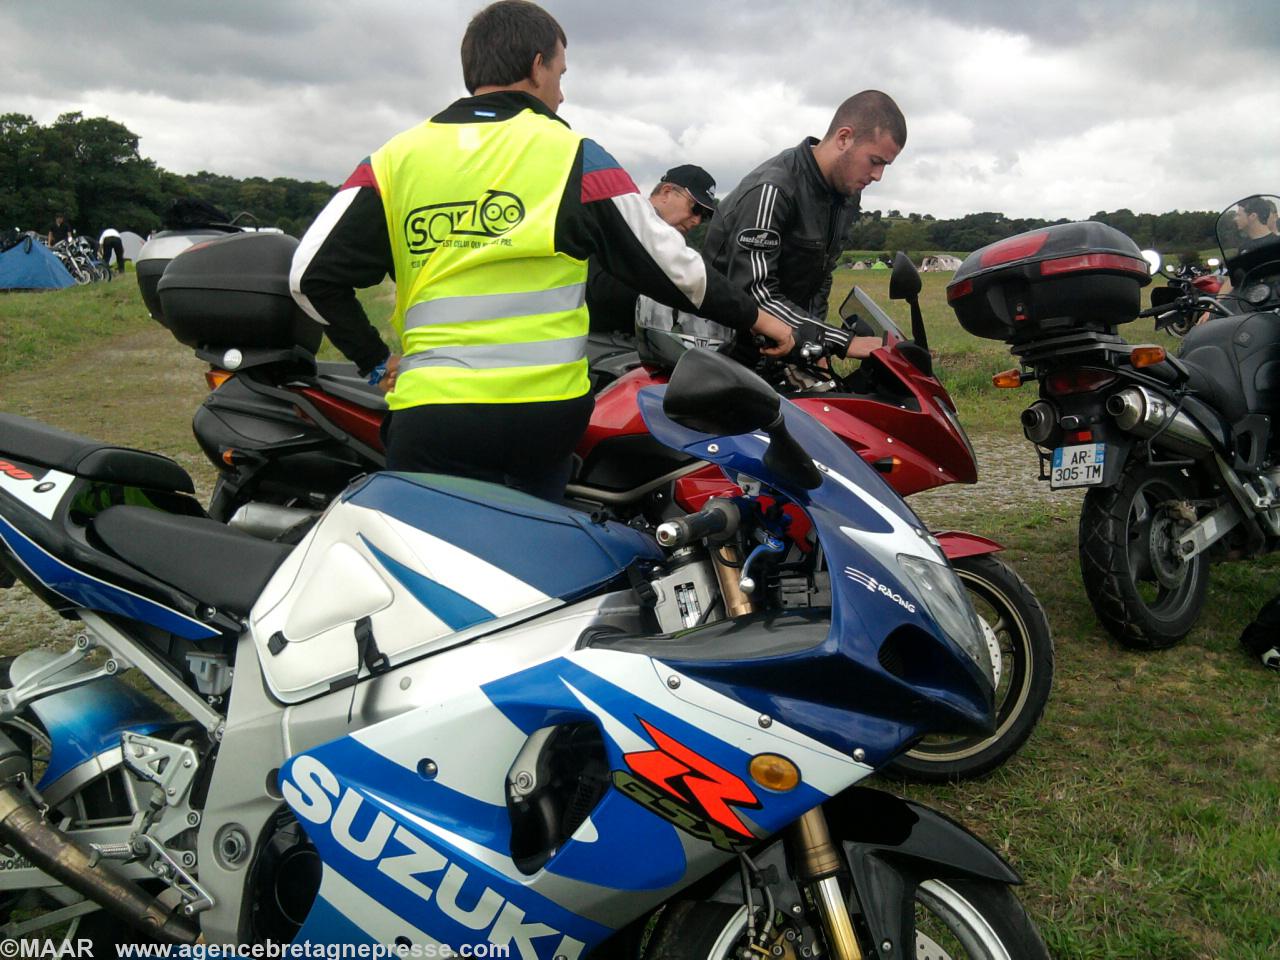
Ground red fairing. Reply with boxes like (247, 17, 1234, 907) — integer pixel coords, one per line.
(296, 387, 385, 451)
(1192, 274, 1223, 294)
(934, 531, 1003, 560)
(576, 367, 666, 460)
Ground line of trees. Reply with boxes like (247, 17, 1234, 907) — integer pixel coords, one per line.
(849, 208, 1220, 260)
(0, 112, 336, 240)
(1, 111, 1223, 258)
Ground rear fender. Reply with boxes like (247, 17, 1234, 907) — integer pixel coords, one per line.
(933, 531, 1002, 560)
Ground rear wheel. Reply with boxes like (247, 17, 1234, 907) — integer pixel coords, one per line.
(1079, 462, 1209, 648)
(887, 554, 1054, 781)
(641, 878, 1049, 959)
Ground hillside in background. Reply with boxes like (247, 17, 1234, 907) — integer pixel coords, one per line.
(2, 112, 1220, 260)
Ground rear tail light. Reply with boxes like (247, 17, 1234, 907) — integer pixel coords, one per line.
(1044, 367, 1118, 396)
(1039, 253, 1150, 278)
(946, 278, 974, 302)
(979, 232, 1050, 268)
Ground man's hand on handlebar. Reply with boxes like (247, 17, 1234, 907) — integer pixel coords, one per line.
(845, 336, 882, 359)
(751, 310, 796, 357)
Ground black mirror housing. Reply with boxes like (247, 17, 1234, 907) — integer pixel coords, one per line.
(663, 347, 781, 436)
(888, 251, 922, 301)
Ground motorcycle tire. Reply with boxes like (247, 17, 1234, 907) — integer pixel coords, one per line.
(1078, 461, 1209, 649)
(641, 878, 1049, 959)
(885, 554, 1054, 782)
(1169, 316, 1194, 337)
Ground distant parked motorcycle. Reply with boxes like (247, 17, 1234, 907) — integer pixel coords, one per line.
(948, 196, 1280, 648)
(1151, 259, 1225, 337)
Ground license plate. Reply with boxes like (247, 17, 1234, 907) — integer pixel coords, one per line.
(1050, 443, 1107, 488)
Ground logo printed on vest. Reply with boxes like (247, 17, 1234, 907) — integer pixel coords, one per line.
(736, 228, 781, 251)
(405, 190, 527, 255)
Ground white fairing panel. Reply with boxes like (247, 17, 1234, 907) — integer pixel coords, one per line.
(251, 499, 561, 703)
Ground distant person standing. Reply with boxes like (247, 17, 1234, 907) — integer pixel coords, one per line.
(47, 214, 71, 247)
(99, 227, 125, 275)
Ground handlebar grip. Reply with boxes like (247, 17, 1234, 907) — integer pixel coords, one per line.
(655, 498, 740, 548)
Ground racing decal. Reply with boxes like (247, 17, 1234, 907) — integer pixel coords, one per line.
(616, 718, 761, 852)
(0, 462, 71, 520)
(845, 566, 917, 614)
(736, 227, 782, 251)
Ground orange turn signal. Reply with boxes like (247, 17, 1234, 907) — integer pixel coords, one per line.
(992, 368, 1023, 388)
(205, 369, 232, 391)
(1130, 346, 1167, 369)
(221, 449, 239, 467)
(749, 754, 800, 792)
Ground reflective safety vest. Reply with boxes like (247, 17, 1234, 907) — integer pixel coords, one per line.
(371, 109, 590, 408)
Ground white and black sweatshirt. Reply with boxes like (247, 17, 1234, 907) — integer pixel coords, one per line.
(290, 91, 759, 377)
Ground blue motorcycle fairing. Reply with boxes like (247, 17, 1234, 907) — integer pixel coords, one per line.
(634, 387, 992, 760)
(280, 655, 831, 955)
(343, 473, 663, 604)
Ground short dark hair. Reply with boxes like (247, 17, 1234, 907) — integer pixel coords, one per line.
(824, 90, 907, 149)
(1240, 196, 1276, 221)
(460, 1, 567, 94)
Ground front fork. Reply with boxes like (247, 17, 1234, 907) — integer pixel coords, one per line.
(709, 549, 865, 959)
(792, 810, 864, 960)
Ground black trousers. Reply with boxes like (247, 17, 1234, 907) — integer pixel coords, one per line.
(101, 236, 124, 272)
(383, 394, 594, 502)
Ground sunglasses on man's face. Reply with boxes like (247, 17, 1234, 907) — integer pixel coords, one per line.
(670, 185, 714, 221)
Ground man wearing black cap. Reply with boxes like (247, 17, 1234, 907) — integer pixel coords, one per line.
(586, 164, 718, 335)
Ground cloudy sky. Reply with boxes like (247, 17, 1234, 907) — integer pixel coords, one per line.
(5, 0, 1277, 219)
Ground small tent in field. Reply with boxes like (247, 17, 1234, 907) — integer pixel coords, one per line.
(0, 237, 74, 290)
(120, 231, 145, 262)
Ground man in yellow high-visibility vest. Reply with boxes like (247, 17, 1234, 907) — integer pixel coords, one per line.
(291, 0, 792, 500)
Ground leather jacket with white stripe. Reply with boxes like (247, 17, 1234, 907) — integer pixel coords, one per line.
(701, 137, 858, 355)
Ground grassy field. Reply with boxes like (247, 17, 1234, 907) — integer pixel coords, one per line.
(1, 274, 1278, 957)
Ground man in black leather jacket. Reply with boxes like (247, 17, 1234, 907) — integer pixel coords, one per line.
(701, 90, 905, 360)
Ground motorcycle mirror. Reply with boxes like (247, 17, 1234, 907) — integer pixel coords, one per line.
(1140, 249, 1162, 275)
(888, 251, 922, 301)
(663, 347, 781, 436)
(1150, 286, 1179, 308)
(1207, 257, 1221, 268)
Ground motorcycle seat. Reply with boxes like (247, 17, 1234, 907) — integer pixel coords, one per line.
(315, 362, 387, 412)
(0, 414, 195, 494)
(92, 505, 291, 617)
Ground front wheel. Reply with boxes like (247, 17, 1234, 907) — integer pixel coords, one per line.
(642, 878, 1049, 959)
(1079, 462, 1209, 648)
(886, 554, 1054, 782)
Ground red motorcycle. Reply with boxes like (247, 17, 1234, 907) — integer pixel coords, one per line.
(155, 236, 1052, 781)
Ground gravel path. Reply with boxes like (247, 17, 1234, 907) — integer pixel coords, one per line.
(911, 433, 1086, 518)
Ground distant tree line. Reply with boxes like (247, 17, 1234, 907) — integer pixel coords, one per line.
(0, 112, 336, 240)
(848, 208, 1220, 262)
(1, 111, 1222, 260)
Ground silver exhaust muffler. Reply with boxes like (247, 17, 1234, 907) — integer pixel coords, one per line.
(1107, 386, 1214, 460)
(0, 738, 198, 943)
(1021, 401, 1056, 445)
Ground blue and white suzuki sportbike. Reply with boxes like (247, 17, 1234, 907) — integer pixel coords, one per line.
(0, 348, 1048, 958)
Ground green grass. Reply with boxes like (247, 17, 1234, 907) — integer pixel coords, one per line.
(2, 276, 1279, 956)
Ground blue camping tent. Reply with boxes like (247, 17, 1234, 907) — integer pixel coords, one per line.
(0, 238, 74, 290)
